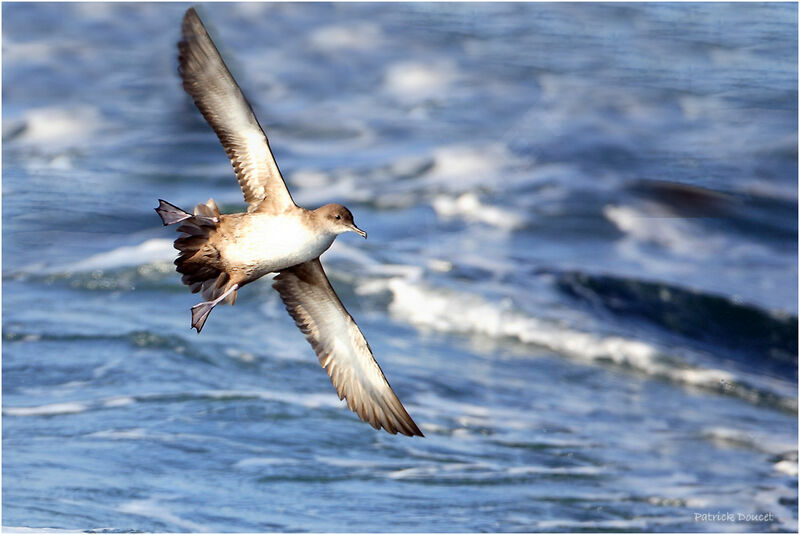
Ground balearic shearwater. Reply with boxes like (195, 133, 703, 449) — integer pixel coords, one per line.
(155, 8, 422, 437)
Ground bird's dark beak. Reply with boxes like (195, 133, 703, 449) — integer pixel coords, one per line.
(351, 225, 367, 239)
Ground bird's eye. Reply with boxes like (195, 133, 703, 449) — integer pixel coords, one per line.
(335, 215, 341, 220)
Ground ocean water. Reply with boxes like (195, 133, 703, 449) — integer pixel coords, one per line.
(2, 2, 797, 532)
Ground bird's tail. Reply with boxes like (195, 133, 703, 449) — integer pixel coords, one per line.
(157, 198, 237, 332)
(156, 198, 233, 301)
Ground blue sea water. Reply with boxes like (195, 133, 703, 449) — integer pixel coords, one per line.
(2, 2, 797, 532)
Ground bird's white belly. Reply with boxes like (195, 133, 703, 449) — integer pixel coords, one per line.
(222, 214, 332, 274)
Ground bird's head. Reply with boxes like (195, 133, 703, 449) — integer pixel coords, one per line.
(318, 204, 367, 239)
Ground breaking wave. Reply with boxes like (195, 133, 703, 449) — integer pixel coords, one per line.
(357, 275, 797, 412)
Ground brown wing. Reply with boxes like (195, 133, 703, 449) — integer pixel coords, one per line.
(178, 8, 294, 212)
(273, 259, 423, 437)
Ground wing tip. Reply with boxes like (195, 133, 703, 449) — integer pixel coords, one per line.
(182, 6, 203, 29)
(393, 412, 424, 437)
(180, 7, 205, 50)
(375, 397, 424, 437)
(397, 423, 425, 438)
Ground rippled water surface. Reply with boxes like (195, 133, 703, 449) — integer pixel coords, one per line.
(3, 2, 798, 532)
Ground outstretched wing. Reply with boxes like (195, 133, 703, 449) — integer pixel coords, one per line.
(273, 259, 423, 437)
(178, 8, 294, 212)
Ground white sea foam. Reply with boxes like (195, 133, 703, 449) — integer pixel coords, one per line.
(359, 277, 748, 396)
(88, 428, 151, 440)
(117, 500, 206, 532)
(407, 390, 581, 442)
(232, 2, 273, 17)
(505, 465, 604, 476)
(604, 203, 781, 297)
(326, 239, 383, 269)
(432, 192, 526, 230)
(533, 518, 652, 531)
(86, 426, 267, 455)
(3, 402, 89, 417)
(290, 169, 332, 190)
(741, 173, 799, 201)
(604, 204, 715, 256)
(314, 456, 392, 469)
(749, 486, 799, 532)
(2, 41, 57, 64)
(242, 140, 525, 221)
(427, 143, 521, 187)
(8, 105, 104, 148)
(386, 459, 602, 481)
(42, 239, 175, 274)
(387, 462, 492, 480)
(5, 395, 136, 417)
(383, 60, 458, 101)
(701, 427, 796, 456)
(289, 172, 367, 206)
(103, 396, 136, 408)
(73, 3, 116, 19)
(200, 389, 343, 410)
(606, 202, 776, 265)
(309, 23, 383, 51)
(5, 387, 353, 425)
(235, 457, 300, 469)
(224, 348, 257, 363)
(2, 528, 92, 533)
(773, 452, 798, 476)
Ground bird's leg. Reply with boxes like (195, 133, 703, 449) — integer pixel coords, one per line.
(190, 283, 239, 333)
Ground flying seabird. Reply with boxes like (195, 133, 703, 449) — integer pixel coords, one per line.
(155, 8, 422, 437)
